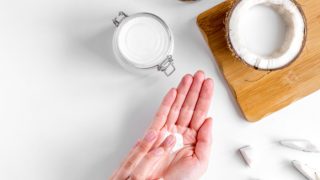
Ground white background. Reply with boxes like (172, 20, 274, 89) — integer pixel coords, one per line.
(0, 0, 319, 180)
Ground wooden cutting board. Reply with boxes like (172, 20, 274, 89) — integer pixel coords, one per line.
(197, 0, 320, 122)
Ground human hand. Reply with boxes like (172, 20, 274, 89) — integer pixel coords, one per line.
(110, 71, 214, 180)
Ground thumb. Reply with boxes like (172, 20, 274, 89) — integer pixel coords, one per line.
(195, 117, 213, 163)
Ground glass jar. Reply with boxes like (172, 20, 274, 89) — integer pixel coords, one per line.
(112, 11, 176, 76)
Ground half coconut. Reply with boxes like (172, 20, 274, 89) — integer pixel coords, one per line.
(226, 0, 307, 70)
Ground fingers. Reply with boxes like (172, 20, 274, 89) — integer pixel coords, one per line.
(116, 130, 158, 179)
(149, 88, 177, 130)
(165, 74, 193, 127)
(130, 147, 164, 180)
(190, 78, 214, 131)
(176, 71, 205, 127)
(131, 135, 176, 180)
(110, 141, 141, 180)
(195, 118, 213, 163)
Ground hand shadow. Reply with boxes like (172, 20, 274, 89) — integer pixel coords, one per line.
(103, 93, 159, 177)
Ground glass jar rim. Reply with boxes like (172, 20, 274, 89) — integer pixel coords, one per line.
(113, 12, 174, 69)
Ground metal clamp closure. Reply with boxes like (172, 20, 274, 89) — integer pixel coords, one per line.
(157, 55, 175, 77)
(113, 11, 128, 27)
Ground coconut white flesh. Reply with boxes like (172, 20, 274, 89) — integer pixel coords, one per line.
(292, 160, 319, 180)
(239, 145, 255, 167)
(279, 139, 320, 153)
(228, 0, 305, 70)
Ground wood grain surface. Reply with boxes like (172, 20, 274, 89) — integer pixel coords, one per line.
(197, 0, 320, 122)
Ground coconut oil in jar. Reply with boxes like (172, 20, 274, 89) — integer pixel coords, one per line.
(113, 12, 175, 76)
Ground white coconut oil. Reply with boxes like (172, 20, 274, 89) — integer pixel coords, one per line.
(117, 16, 171, 66)
(113, 12, 175, 76)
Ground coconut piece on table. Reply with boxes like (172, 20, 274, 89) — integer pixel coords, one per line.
(292, 160, 319, 180)
(279, 139, 319, 153)
(225, 0, 307, 70)
(239, 145, 255, 167)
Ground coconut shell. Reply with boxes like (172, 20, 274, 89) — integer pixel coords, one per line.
(225, 0, 307, 71)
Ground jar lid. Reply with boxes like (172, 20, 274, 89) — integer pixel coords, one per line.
(113, 12, 175, 76)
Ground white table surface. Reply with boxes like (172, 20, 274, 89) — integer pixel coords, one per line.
(1, 0, 320, 180)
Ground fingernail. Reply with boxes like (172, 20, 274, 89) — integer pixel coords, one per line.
(196, 70, 205, 76)
(206, 78, 213, 84)
(182, 74, 193, 84)
(152, 148, 164, 156)
(165, 135, 176, 147)
(144, 130, 157, 142)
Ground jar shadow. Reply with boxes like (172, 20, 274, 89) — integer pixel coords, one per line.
(83, 27, 121, 70)
(79, 26, 125, 74)
(61, 14, 126, 76)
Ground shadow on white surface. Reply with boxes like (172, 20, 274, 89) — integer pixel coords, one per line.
(62, 13, 163, 178)
(103, 95, 157, 177)
(279, 159, 304, 180)
(216, 72, 245, 121)
(52, 12, 159, 180)
(83, 27, 121, 70)
(61, 12, 127, 77)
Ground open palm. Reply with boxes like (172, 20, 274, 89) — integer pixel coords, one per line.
(111, 71, 214, 180)
(150, 71, 213, 180)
